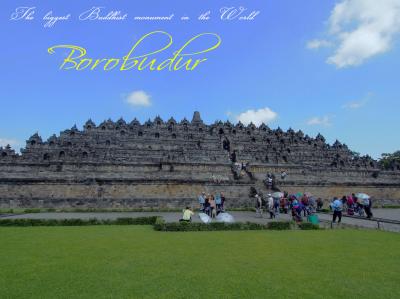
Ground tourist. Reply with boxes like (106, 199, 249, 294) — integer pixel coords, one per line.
(273, 196, 280, 215)
(255, 193, 263, 218)
(316, 198, 323, 211)
(266, 174, 273, 189)
(232, 162, 242, 179)
(215, 193, 222, 214)
(280, 195, 288, 214)
(351, 193, 357, 203)
(291, 199, 302, 223)
(198, 192, 206, 212)
(268, 194, 275, 219)
(204, 194, 211, 216)
(290, 195, 298, 208)
(230, 150, 237, 163)
(220, 192, 226, 211)
(209, 195, 216, 218)
(346, 196, 355, 215)
(180, 207, 194, 222)
(355, 197, 365, 216)
(362, 197, 373, 219)
(280, 171, 287, 180)
(331, 197, 343, 223)
(341, 195, 347, 205)
(309, 197, 316, 213)
(301, 195, 309, 216)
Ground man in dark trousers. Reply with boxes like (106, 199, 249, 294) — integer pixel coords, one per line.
(364, 197, 373, 219)
(331, 197, 343, 223)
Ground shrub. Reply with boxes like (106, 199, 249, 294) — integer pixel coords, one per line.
(267, 221, 292, 230)
(381, 205, 400, 209)
(24, 208, 41, 213)
(0, 216, 160, 227)
(114, 216, 158, 225)
(298, 222, 319, 230)
(153, 222, 268, 232)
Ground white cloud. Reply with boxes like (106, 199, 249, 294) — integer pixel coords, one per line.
(235, 107, 278, 126)
(342, 100, 365, 109)
(342, 92, 372, 109)
(306, 116, 332, 127)
(125, 90, 152, 107)
(306, 39, 333, 50)
(309, 0, 400, 68)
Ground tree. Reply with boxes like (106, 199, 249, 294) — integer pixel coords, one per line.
(379, 151, 400, 170)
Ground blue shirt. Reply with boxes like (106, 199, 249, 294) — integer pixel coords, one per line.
(198, 195, 205, 204)
(332, 199, 343, 211)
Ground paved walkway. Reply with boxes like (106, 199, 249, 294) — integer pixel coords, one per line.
(2, 209, 400, 232)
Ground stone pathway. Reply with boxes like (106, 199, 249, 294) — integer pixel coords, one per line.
(2, 209, 400, 232)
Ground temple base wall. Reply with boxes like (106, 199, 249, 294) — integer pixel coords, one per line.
(0, 181, 399, 209)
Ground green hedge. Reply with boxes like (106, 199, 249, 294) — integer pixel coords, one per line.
(153, 221, 294, 232)
(113, 217, 159, 225)
(381, 205, 400, 209)
(23, 208, 42, 213)
(1, 208, 184, 214)
(0, 217, 320, 231)
(0, 216, 159, 227)
(267, 221, 292, 230)
(298, 222, 320, 230)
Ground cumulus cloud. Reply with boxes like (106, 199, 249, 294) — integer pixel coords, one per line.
(308, 0, 400, 68)
(306, 39, 333, 49)
(235, 107, 278, 126)
(125, 90, 152, 107)
(306, 116, 332, 127)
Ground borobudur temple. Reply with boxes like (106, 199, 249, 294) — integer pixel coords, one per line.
(0, 111, 399, 209)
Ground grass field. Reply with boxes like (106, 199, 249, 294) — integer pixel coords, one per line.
(0, 226, 399, 299)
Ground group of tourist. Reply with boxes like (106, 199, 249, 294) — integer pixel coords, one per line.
(179, 192, 227, 222)
(253, 191, 373, 223)
(197, 192, 226, 218)
(329, 193, 373, 223)
(255, 192, 317, 221)
(180, 189, 374, 224)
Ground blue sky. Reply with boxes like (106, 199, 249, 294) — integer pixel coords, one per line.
(1, 0, 400, 158)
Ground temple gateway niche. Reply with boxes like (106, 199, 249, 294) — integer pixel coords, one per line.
(0, 112, 399, 209)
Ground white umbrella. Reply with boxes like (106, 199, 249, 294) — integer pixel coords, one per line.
(355, 193, 370, 200)
(198, 213, 211, 223)
(216, 212, 235, 223)
(271, 192, 284, 198)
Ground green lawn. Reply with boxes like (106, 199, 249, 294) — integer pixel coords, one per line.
(0, 227, 399, 299)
